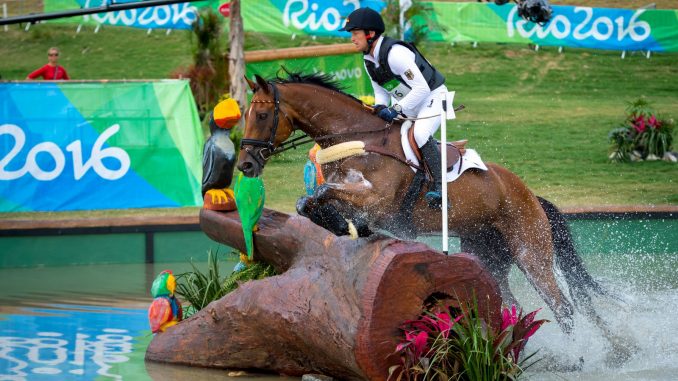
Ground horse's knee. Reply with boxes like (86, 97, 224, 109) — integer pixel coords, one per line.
(314, 183, 332, 202)
(296, 196, 316, 218)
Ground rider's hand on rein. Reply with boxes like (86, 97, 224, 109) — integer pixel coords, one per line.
(377, 106, 400, 122)
(372, 104, 387, 114)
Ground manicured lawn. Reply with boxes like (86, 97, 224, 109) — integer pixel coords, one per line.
(1, 24, 676, 215)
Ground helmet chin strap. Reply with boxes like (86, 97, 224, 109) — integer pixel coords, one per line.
(364, 31, 379, 54)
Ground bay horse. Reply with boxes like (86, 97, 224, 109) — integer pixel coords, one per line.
(237, 72, 624, 355)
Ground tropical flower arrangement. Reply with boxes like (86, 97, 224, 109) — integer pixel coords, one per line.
(175, 250, 276, 318)
(608, 97, 676, 162)
(389, 302, 548, 381)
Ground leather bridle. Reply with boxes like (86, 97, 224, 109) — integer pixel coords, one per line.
(240, 81, 313, 167)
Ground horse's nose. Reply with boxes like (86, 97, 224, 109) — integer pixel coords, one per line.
(238, 161, 255, 177)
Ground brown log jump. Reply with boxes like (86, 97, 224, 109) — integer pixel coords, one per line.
(145, 208, 501, 380)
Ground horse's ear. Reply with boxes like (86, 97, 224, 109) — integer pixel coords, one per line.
(245, 76, 257, 91)
(255, 74, 270, 94)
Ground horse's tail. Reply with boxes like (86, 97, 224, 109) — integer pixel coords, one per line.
(537, 196, 615, 308)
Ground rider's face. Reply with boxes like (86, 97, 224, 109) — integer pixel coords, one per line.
(350, 30, 375, 53)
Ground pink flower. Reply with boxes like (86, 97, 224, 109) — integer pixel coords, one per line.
(435, 312, 451, 334)
(633, 116, 646, 133)
(396, 329, 430, 358)
(412, 331, 429, 357)
(501, 305, 519, 331)
(432, 312, 463, 338)
(648, 115, 657, 127)
(521, 308, 543, 340)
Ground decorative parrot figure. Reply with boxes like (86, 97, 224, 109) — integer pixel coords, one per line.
(303, 143, 325, 195)
(148, 270, 183, 333)
(202, 98, 241, 211)
(233, 172, 265, 262)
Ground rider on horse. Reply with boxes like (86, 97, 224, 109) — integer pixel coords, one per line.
(340, 7, 449, 208)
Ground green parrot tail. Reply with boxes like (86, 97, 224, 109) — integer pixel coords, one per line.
(244, 231, 253, 260)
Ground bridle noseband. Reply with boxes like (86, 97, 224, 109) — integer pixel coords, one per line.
(240, 81, 281, 165)
(241, 81, 313, 166)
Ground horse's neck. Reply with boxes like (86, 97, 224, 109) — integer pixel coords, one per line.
(287, 86, 384, 143)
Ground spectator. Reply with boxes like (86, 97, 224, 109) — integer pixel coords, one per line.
(26, 47, 70, 80)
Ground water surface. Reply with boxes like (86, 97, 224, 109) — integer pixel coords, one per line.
(1, 219, 676, 380)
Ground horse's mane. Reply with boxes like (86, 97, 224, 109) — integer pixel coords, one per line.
(272, 69, 362, 105)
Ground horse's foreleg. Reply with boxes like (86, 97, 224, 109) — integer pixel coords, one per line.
(314, 182, 391, 234)
(314, 181, 389, 213)
(297, 181, 379, 238)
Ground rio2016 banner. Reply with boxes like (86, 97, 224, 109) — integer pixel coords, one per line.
(425, 3, 678, 52)
(44, 0, 220, 29)
(242, 1, 677, 52)
(39, 0, 677, 50)
(41, 0, 385, 31)
(242, 0, 385, 37)
(0, 81, 204, 212)
(246, 53, 372, 98)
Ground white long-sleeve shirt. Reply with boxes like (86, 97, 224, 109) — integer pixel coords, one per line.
(364, 36, 433, 116)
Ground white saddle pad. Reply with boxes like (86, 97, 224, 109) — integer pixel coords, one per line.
(400, 121, 488, 182)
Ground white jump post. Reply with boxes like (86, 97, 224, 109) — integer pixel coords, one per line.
(3, 3, 8, 32)
(440, 91, 456, 255)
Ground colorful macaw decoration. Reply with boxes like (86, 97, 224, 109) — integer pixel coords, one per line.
(234, 172, 265, 262)
(202, 98, 241, 211)
(303, 143, 325, 195)
(148, 270, 183, 333)
(232, 252, 256, 273)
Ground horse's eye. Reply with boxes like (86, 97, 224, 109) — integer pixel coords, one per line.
(257, 113, 268, 120)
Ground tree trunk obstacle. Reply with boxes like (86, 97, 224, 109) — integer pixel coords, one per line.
(145, 208, 502, 380)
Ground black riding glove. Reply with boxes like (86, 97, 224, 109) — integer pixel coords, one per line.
(372, 104, 387, 114)
(377, 106, 400, 122)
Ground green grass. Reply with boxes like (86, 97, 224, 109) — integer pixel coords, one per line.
(1, 24, 677, 216)
(263, 43, 678, 211)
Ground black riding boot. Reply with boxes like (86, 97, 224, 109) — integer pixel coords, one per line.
(420, 137, 443, 209)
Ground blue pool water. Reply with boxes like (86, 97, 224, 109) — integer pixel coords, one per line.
(1, 216, 676, 380)
(0, 305, 149, 380)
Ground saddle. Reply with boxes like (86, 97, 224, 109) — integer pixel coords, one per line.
(363, 124, 468, 174)
(407, 126, 467, 173)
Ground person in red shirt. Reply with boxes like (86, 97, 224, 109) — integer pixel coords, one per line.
(26, 47, 70, 80)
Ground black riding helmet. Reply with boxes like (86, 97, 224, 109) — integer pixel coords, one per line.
(340, 7, 385, 53)
(340, 7, 385, 33)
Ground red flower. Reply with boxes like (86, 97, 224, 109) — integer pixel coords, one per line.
(633, 116, 646, 133)
(501, 304, 519, 331)
(521, 308, 544, 340)
(412, 331, 429, 357)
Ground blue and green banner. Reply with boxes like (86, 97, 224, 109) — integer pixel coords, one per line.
(44, 0, 220, 29)
(241, 0, 384, 37)
(41, 0, 385, 31)
(424, 2, 678, 52)
(0, 80, 203, 212)
(37, 1, 678, 52)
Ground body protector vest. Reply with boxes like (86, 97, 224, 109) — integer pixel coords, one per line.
(365, 36, 445, 102)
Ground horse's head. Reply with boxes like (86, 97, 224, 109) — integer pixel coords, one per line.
(237, 75, 295, 177)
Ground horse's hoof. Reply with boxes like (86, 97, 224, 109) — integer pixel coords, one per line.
(352, 214, 373, 237)
(604, 334, 638, 367)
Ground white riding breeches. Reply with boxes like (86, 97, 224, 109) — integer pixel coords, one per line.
(406, 84, 448, 147)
